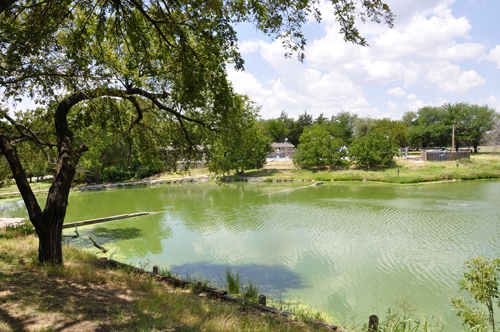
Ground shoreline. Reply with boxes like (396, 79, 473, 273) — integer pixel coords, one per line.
(1, 169, 499, 199)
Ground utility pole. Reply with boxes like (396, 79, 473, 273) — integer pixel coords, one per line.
(452, 121, 456, 161)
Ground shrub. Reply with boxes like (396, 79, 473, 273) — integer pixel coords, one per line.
(135, 164, 157, 179)
(450, 256, 500, 331)
(101, 166, 132, 183)
(293, 125, 347, 168)
(349, 131, 398, 167)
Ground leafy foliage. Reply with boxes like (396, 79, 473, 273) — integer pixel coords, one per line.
(292, 124, 346, 168)
(408, 103, 496, 151)
(205, 96, 272, 174)
(349, 131, 397, 167)
(450, 256, 500, 331)
(0, 0, 394, 264)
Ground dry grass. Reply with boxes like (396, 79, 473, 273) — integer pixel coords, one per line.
(0, 228, 337, 332)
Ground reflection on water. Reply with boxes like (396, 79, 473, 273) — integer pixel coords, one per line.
(3, 180, 500, 328)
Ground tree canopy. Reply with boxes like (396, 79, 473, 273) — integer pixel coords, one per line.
(408, 103, 496, 152)
(0, 0, 394, 264)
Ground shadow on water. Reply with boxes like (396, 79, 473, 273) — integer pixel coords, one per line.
(63, 226, 145, 249)
(171, 261, 306, 296)
(91, 226, 144, 241)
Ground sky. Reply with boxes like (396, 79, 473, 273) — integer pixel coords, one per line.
(227, 0, 500, 120)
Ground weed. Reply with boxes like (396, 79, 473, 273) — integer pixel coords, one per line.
(364, 309, 445, 332)
(221, 267, 241, 295)
(1, 220, 36, 239)
(242, 278, 259, 302)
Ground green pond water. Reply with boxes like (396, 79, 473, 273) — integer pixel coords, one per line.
(2, 180, 500, 328)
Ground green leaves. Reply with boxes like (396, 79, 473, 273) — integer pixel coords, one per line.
(408, 103, 496, 150)
(349, 131, 397, 167)
(292, 124, 346, 168)
(451, 256, 500, 331)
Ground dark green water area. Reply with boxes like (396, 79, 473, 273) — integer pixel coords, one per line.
(2, 180, 500, 328)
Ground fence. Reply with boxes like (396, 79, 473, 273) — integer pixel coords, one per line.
(421, 150, 470, 161)
(266, 150, 296, 159)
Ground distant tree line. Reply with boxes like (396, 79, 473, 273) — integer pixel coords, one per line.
(403, 103, 497, 153)
(258, 102, 497, 168)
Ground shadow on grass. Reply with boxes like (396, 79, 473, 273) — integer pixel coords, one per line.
(0, 269, 186, 331)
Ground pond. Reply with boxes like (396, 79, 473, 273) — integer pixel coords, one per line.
(2, 180, 500, 328)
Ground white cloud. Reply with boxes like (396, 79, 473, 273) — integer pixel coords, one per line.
(387, 87, 406, 97)
(404, 99, 427, 111)
(423, 62, 485, 94)
(388, 101, 400, 112)
(231, 0, 491, 119)
(407, 93, 418, 101)
(238, 40, 267, 54)
(485, 45, 500, 68)
(486, 95, 500, 111)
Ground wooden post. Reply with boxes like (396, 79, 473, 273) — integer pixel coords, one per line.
(452, 122, 455, 161)
(368, 315, 378, 332)
(259, 294, 266, 306)
(153, 265, 159, 274)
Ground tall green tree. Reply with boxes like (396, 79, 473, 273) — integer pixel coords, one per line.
(443, 102, 496, 153)
(326, 111, 358, 145)
(353, 116, 378, 140)
(349, 131, 397, 167)
(0, 1, 394, 264)
(407, 106, 449, 148)
(205, 96, 272, 175)
(261, 118, 289, 143)
(372, 118, 408, 147)
(292, 124, 346, 168)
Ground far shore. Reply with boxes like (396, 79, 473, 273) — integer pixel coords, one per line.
(0, 150, 499, 199)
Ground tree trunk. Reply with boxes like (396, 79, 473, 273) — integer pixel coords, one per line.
(488, 301, 495, 332)
(37, 216, 64, 264)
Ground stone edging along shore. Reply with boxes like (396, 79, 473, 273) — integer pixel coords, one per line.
(77, 175, 311, 192)
(0, 174, 322, 197)
(100, 257, 338, 331)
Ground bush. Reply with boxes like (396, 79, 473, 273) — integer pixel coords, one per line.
(135, 164, 157, 179)
(349, 131, 398, 167)
(101, 166, 132, 183)
(450, 256, 500, 331)
(293, 125, 347, 168)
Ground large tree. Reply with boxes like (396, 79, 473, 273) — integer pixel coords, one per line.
(0, 0, 394, 264)
(292, 124, 346, 168)
(443, 102, 496, 153)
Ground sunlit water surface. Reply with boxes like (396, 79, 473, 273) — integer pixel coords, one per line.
(2, 180, 500, 328)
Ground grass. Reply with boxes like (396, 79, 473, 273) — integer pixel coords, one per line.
(358, 310, 445, 332)
(240, 152, 500, 184)
(0, 180, 52, 195)
(0, 226, 338, 332)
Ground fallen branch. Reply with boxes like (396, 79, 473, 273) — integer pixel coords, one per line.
(89, 236, 108, 253)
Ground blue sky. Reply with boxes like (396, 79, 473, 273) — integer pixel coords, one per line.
(228, 0, 500, 120)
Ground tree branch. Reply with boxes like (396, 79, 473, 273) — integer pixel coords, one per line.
(0, 133, 43, 227)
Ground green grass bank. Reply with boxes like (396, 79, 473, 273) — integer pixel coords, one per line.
(241, 153, 500, 184)
(0, 225, 339, 332)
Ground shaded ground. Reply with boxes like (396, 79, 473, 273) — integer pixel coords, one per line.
(0, 232, 337, 332)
